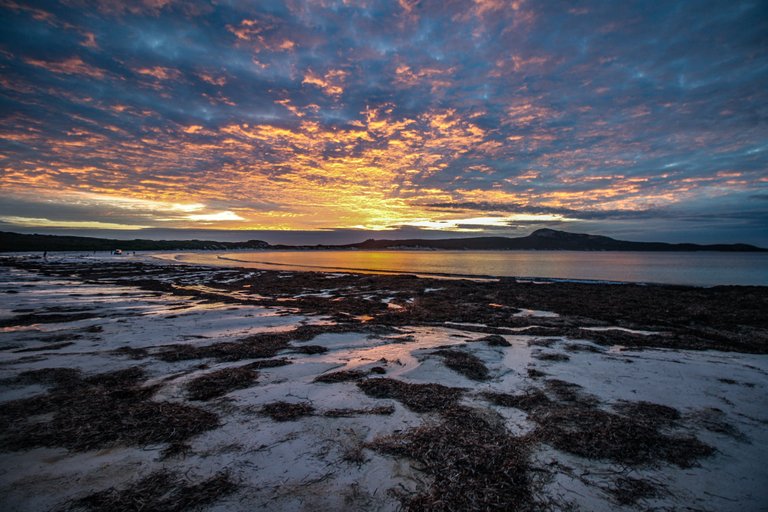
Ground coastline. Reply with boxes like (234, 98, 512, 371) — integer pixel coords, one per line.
(1, 255, 767, 511)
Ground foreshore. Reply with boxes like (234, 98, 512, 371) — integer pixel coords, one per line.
(1, 254, 767, 511)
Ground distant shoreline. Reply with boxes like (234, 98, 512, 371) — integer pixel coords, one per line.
(2, 228, 765, 253)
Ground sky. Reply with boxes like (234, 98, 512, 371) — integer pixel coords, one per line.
(1, 0, 767, 246)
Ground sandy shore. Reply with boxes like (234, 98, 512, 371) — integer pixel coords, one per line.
(1, 254, 767, 511)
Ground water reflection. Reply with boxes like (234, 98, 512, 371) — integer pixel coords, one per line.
(156, 250, 768, 286)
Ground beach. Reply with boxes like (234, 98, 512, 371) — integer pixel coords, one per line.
(1, 253, 767, 511)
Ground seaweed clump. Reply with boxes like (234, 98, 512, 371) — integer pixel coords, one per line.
(185, 365, 258, 401)
(323, 405, 395, 417)
(478, 334, 511, 347)
(67, 470, 236, 512)
(531, 398, 712, 467)
(156, 334, 290, 362)
(357, 378, 463, 413)
(612, 400, 681, 424)
(0, 367, 218, 451)
(484, 382, 713, 469)
(368, 407, 538, 511)
(314, 369, 367, 383)
(607, 476, 663, 506)
(261, 401, 315, 421)
(481, 389, 551, 412)
(534, 352, 570, 362)
(431, 349, 490, 381)
(155, 325, 350, 362)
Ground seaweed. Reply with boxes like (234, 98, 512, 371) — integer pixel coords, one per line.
(0, 312, 98, 328)
(368, 406, 539, 511)
(67, 470, 236, 512)
(481, 389, 551, 412)
(112, 346, 150, 359)
(613, 400, 681, 424)
(323, 405, 395, 417)
(544, 379, 598, 405)
(156, 334, 289, 362)
(14, 341, 74, 352)
(15, 367, 82, 387)
(431, 349, 490, 381)
(314, 369, 367, 383)
(261, 401, 315, 421)
(186, 366, 258, 401)
(244, 358, 292, 369)
(534, 352, 570, 362)
(156, 325, 349, 362)
(607, 476, 663, 506)
(0, 367, 218, 451)
(293, 344, 328, 354)
(531, 402, 713, 467)
(477, 334, 511, 346)
(357, 378, 463, 412)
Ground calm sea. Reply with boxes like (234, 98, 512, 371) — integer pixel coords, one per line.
(158, 250, 768, 287)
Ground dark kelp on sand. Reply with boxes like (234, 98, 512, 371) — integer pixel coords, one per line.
(0, 367, 218, 451)
(260, 401, 315, 421)
(357, 378, 464, 412)
(185, 365, 259, 401)
(368, 406, 541, 511)
(430, 348, 490, 380)
(66, 470, 237, 512)
(482, 380, 714, 468)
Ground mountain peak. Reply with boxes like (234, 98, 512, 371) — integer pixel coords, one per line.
(530, 228, 562, 238)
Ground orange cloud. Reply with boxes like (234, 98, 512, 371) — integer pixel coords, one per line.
(227, 18, 295, 52)
(398, 0, 419, 13)
(135, 66, 181, 80)
(25, 56, 105, 79)
(227, 18, 264, 41)
(80, 32, 98, 48)
(275, 98, 304, 118)
(198, 73, 227, 86)
(395, 64, 454, 92)
(302, 69, 347, 96)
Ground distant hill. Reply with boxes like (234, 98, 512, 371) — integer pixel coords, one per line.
(1, 228, 764, 252)
(339, 228, 767, 252)
(0, 231, 269, 252)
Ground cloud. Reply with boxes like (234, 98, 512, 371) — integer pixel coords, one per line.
(0, 0, 765, 244)
(0, 216, 150, 230)
(186, 211, 245, 222)
(25, 56, 106, 78)
(302, 69, 347, 96)
(135, 66, 181, 80)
